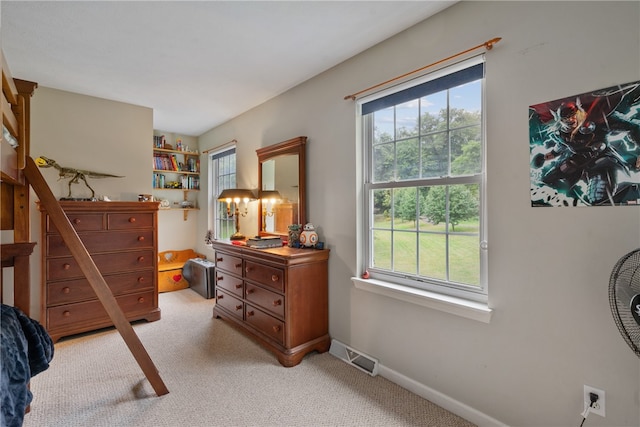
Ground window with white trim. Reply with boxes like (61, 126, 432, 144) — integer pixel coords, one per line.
(359, 56, 488, 303)
(209, 147, 236, 240)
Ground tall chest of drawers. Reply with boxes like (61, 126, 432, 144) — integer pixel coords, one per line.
(211, 241, 330, 367)
(39, 201, 161, 342)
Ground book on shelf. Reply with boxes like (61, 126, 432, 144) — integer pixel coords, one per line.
(246, 236, 283, 248)
(153, 135, 166, 148)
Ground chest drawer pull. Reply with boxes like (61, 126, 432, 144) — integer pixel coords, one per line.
(137, 256, 145, 262)
(247, 310, 255, 317)
(271, 275, 279, 282)
(62, 287, 71, 294)
(217, 294, 224, 300)
(137, 276, 145, 283)
(63, 310, 71, 317)
(63, 263, 71, 270)
(272, 299, 282, 307)
(137, 236, 145, 241)
(235, 283, 242, 289)
(129, 217, 136, 223)
(246, 289, 254, 295)
(216, 257, 223, 262)
(272, 325, 281, 333)
(73, 218, 81, 224)
(235, 304, 242, 311)
(138, 297, 145, 303)
(217, 275, 224, 281)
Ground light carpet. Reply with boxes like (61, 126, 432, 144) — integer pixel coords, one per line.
(23, 289, 475, 427)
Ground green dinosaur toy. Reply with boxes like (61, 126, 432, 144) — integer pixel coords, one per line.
(36, 156, 123, 200)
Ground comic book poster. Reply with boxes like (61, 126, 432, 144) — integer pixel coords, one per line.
(529, 81, 640, 207)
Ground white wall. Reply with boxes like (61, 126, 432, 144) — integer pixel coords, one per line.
(27, 87, 153, 314)
(197, 2, 640, 426)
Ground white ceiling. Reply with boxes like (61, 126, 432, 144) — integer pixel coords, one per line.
(1, 1, 456, 136)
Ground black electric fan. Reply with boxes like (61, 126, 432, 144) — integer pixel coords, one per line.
(609, 249, 640, 358)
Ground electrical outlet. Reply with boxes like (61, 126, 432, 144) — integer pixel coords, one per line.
(584, 385, 606, 417)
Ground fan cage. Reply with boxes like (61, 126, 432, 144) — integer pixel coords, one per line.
(608, 249, 640, 358)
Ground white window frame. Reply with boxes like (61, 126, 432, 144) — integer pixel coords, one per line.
(209, 146, 236, 240)
(355, 56, 491, 322)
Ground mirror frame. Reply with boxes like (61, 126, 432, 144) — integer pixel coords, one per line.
(257, 136, 306, 238)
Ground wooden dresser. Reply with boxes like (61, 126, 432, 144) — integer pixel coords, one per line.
(211, 240, 330, 367)
(39, 201, 161, 342)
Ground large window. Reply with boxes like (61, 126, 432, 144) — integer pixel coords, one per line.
(210, 147, 236, 240)
(360, 57, 487, 302)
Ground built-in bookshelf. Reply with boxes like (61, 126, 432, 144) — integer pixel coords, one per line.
(152, 133, 200, 220)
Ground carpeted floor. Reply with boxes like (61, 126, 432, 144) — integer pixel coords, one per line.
(24, 289, 475, 426)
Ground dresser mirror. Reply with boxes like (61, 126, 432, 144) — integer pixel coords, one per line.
(257, 136, 306, 237)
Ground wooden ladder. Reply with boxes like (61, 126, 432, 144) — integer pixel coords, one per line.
(23, 156, 169, 396)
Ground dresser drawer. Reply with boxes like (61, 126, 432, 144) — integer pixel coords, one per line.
(46, 291, 155, 330)
(46, 229, 154, 257)
(46, 249, 155, 281)
(107, 212, 154, 230)
(245, 304, 285, 345)
(215, 252, 243, 276)
(47, 213, 103, 233)
(244, 261, 284, 292)
(215, 289, 244, 320)
(47, 270, 155, 306)
(245, 283, 284, 319)
(215, 270, 243, 297)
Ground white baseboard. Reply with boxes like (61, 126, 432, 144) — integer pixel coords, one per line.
(378, 364, 508, 427)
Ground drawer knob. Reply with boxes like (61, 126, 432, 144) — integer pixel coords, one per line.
(63, 310, 71, 317)
(272, 299, 282, 307)
(62, 287, 71, 294)
(235, 283, 242, 289)
(272, 325, 281, 333)
(246, 289, 254, 295)
(137, 276, 145, 283)
(73, 218, 81, 224)
(138, 297, 145, 303)
(137, 256, 145, 262)
(247, 310, 254, 317)
(235, 304, 242, 311)
(217, 276, 224, 281)
(63, 263, 71, 270)
(245, 266, 251, 273)
(129, 217, 136, 223)
(138, 236, 145, 241)
(271, 275, 279, 282)
(235, 263, 242, 269)
(216, 257, 223, 262)
(217, 294, 224, 300)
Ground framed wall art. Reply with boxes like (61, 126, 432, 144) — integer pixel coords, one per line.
(529, 81, 640, 207)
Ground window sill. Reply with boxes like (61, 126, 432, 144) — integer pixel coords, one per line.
(350, 277, 492, 323)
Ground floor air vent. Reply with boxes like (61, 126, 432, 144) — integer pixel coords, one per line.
(329, 339, 379, 376)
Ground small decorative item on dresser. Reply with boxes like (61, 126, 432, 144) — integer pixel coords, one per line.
(299, 223, 319, 248)
(288, 224, 301, 247)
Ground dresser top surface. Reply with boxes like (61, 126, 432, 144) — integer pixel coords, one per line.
(37, 201, 160, 213)
(211, 240, 329, 263)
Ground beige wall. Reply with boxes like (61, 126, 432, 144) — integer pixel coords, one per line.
(17, 1, 640, 425)
(25, 91, 202, 303)
(197, 2, 640, 426)
(26, 87, 153, 314)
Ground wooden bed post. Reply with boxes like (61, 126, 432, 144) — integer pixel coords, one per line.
(23, 156, 169, 396)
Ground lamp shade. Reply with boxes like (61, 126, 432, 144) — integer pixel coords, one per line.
(217, 189, 256, 201)
(260, 190, 282, 201)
